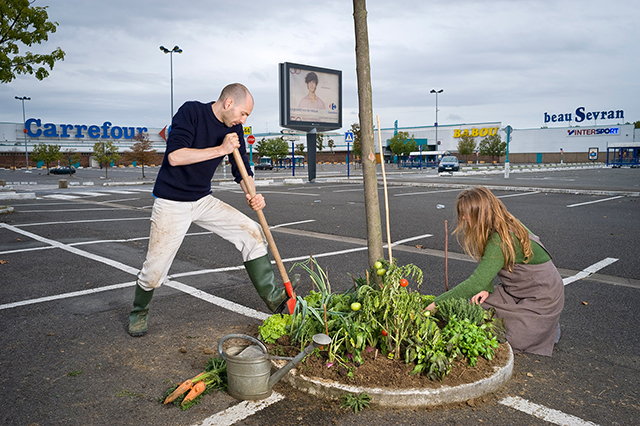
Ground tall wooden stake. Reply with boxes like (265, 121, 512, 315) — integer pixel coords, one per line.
(445, 220, 449, 291)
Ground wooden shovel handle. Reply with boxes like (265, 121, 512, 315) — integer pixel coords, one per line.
(231, 149, 290, 285)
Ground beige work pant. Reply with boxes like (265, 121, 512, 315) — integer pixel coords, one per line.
(137, 195, 268, 291)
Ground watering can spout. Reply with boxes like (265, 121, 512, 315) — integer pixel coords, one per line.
(268, 333, 331, 389)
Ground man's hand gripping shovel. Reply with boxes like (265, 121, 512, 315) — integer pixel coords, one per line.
(232, 149, 297, 314)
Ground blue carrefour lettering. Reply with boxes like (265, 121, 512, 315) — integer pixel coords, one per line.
(575, 107, 585, 122)
(25, 118, 42, 137)
(22, 118, 147, 140)
(74, 125, 87, 138)
(87, 125, 100, 138)
(43, 123, 58, 137)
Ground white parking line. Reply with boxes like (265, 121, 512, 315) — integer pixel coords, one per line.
(497, 191, 540, 198)
(393, 188, 462, 197)
(562, 257, 618, 285)
(499, 396, 600, 426)
(195, 392, 285, 426)
(567, 196, 623, 208)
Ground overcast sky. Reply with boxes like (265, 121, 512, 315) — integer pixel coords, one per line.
(1, 0, 638, 136)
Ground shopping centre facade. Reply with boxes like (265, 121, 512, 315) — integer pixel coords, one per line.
(0, 113, 638, 168)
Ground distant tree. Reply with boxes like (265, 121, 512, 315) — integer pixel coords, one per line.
(457, 134, 476, 162)
(31, 142, 61, 173)
(388, 131, 417, 166)
(62, 148, 80, 167)
(256, 137, 289, 168)
(295, 143, 305, 156)
(0, 0, 66, 83)
(478, 134, 507, 163)
(328, 138, 335, 154)
(350, 122, 361, 160)
(93, 141, 120, 179)
(316, 132, 324, 152)
(123, 132, 157, 178)
(634, 121, 640, 129)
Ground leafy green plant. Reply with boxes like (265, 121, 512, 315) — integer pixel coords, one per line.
(442, 316, 499, 367)
(258, 314, 291, 343)
(435, 298, 485, 326)
(340, 392, 371, 413)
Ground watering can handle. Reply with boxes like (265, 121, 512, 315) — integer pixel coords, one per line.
(218, 334, 268, 359)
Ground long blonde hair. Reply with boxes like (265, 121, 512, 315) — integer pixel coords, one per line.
(453, 186, 532, 271)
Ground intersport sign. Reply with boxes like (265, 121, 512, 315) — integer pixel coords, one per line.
(567, 127, 620, 137)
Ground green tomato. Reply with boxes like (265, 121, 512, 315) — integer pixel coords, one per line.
(376, 268, 386, 276)
(350, 302, 361, 311)
(374, 261, 383, 270)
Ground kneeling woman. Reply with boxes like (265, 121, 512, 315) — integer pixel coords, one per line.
(426, 186, 564, 356)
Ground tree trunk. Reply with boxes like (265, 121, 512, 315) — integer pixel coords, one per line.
(353, 0, 384, 267)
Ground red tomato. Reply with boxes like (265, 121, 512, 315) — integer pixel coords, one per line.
(381, 330, 388, 336)
(400, 279, 409, 287)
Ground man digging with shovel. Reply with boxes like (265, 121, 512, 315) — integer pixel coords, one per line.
(128, 83, 297, 337)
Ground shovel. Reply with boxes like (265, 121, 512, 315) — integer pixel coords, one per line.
(231, 149, 297, 314)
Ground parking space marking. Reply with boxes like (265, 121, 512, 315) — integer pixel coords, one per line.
(0, 223, 139, 275)
(41, 194, 82, 200)
(567, 196, 624, 208)
(0, 282, 136, 311)
(270, 219, 315, 229)
(194, 391, 285, 426)
(17, 207, 123, 213)
(499, 396, 599, 426)
(260, 191, 320, 196)
(165, 280, 269, 321)
(562, 257, 618, 286)
(496, 191, 541, 198)
(17, 216, 149, 228)
(393, 188, 462, 197)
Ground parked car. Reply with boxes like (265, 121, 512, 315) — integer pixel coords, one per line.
(50, 166, 76, 175)
(254, 157, 274, 170)
(438, 156, 460, 173)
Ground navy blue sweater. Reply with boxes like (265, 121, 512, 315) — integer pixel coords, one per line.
(153, 101, 253, 201)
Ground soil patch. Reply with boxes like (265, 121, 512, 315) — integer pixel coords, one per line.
(269, 336, 510, 389)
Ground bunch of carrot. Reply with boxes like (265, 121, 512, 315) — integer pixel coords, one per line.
(162, 357, 227, 410)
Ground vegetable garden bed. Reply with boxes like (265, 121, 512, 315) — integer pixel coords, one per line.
(257, 258, 513, 407)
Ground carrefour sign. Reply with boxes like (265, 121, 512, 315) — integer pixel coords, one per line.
(544, 107, 624, 124)
(567, 127, 619, 137)
(25, 118, 148, 140)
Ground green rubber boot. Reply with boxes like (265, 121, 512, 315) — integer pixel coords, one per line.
(244, 255, 299, 313)
(128, 285, 154, 337)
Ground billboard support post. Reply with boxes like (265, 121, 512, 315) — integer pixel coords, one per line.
(307, 129, 317, 182)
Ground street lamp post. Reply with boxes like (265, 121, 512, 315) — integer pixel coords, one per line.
(430, 89, 443, 154)
(159, 45, 183, 122)
(15, 96, 31, 172)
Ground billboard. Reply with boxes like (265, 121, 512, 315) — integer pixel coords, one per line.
(279, 62, 342, 132)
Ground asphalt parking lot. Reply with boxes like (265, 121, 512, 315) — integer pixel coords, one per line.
(1, 164, 639, 426)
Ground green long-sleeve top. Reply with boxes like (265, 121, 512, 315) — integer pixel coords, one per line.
(434, 232, 551, 304)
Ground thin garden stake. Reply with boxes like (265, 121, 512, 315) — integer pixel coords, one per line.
(445, 220, 449, 291)
(376, 115, 393, 262)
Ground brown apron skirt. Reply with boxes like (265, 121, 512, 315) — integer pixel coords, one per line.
(482, 235, 564, 356)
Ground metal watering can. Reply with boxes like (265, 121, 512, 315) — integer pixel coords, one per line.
(218, 333, 331, 401)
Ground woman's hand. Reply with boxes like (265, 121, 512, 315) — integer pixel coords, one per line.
(425, 302, 436, 312)
(470, 291, 489, 305)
